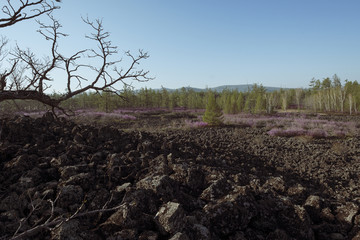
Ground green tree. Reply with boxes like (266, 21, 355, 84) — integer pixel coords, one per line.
(280, 89, 289, 111)
(160, 87, 170, 108)
(244, 92, 252, 113)
(223, 94, 232, 114)
(188, 89, 204, 109)
(203, 92, 223, 125)
(230, 91, 239, 113)
(237, 92, 244, 112)
(179, 87, 189, 108)
(295, 88, 303, 111)
(169, 90, 180, 110)
(254, 94, 265, 113)
(345, 80, 360, 114)
(97, 90, 118, 112)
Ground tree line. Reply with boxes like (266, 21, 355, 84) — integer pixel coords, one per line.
(1, 74, 359, 115)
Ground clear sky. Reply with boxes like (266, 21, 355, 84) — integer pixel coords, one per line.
(3, 0, 360, 91)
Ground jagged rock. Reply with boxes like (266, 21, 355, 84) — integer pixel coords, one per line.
(352, 231, 360, 240)
(200, 177, 232, 201)
(107, 153, 123, 168)
(87, 188, 110, 210)
(262, 176, 286, 193)
(136, 175, 176, 201)
(101, 188, 159, 236)
(304, 195, 322, 223)
(266, 229, 291, 240)
(249, 177, 261, 191)
(186, 167, 206, 195)
(98, 126, 117, 140)
(51, 220, 82, 240)
(4, 154, 34, 172)
(294, 204, 312, 227)
(107, 229, 138, 240)
(2, 114, 360, 239)
(110, 182, 132, 203)
(50, 153, 70, 167)
(192, 224, 211, 240)
(277, 203, 315, 240)
(0, 192, 25, 211)
(101, 202, 154, 235)
(57, 185, 84, 209)
(203, 195, 256, 237)
(73, 132, 85, 145)
(287, 183, 305, 196)
(155, 202, 186, 235)
(59, 165, 88, 180)
(228, 231, 247, 240)
(304, 195, 321, 209)
(138, 231, 159, 240)
(90, 151, 105, 163)
(114, 182, 132, 192)
(329, 233, 346, 240)
(13, 176, 35, 193)
(321, 207, 335, 222)
(169, 232, 190, 240)
(0, 210, 20, 233)
(122, 189, 160, 214)
(233, 173, 249, 186)
(62, 173, 94, 191)
(42, 112, 55, 122)
(336, 202, 359, 225)
(150, 154, 173, 175)
(65, 143, 81, 157)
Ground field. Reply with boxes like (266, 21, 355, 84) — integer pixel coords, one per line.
(1, 109, 360, 239)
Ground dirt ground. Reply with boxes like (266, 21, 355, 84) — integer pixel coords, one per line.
(1, 112, 360, 239)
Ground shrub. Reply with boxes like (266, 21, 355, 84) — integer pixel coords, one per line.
(268, 127, 306, 137)
(307, 129, 328, 138)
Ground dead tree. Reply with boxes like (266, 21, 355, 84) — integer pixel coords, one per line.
(0, 0, 60, 28)
(0, 14, 152, 113)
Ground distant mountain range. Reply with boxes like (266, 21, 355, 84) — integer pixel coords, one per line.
(163, 84, 288, 93)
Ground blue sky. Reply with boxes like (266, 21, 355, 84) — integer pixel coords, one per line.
(3, 0, 360, 91)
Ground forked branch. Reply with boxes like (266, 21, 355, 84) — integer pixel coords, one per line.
(0, 14, 152, 113)
(0, 0, 61, 28)
(10, 192, 125, 240)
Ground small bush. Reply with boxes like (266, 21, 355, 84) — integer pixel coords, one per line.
(268, 128, 306, 137)
(307, 129, 328, 138)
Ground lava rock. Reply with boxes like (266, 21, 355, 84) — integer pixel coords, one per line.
(200, 177, 232, 201)
(155, 201, 186, 235)
(136, 175, 177, 202)
(336, 202, 359, 225)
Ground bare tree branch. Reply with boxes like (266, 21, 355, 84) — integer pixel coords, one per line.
(0, 60, 17, 91)
(0, 0, 60, 28)
(10, 192, 125, 240)
(0, 36, 9, 61)
(0, 12, 152, 113)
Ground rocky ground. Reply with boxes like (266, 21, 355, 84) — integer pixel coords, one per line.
(1, 112, 360, 240)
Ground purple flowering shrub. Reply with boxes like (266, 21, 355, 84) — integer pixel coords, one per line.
(16, 111, 48, 117)
(73, 109, 137, 120)
(224, 113, 357, 138)
(268, 118, 356, 138)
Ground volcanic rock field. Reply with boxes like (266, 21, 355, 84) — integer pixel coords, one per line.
(1, 113, 360, 239)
